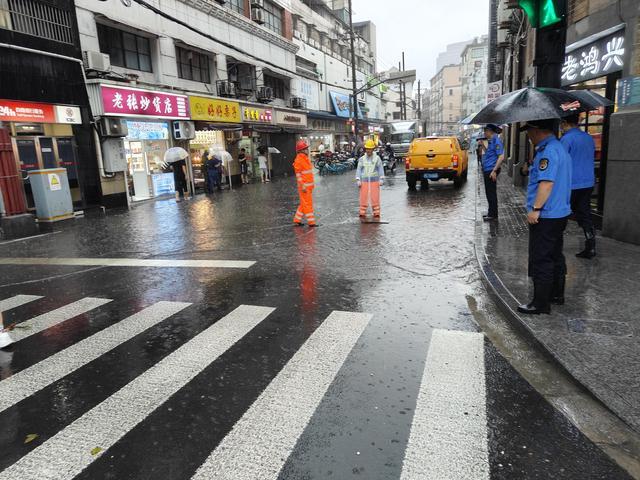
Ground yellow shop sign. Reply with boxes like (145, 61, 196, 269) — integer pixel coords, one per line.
(189, 96, 241, 123)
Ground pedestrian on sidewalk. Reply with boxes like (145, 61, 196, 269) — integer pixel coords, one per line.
(481, 124, 505, 221)
(356, 139, 385, 218)
(171, 158, 189, 201)
(518, 119, 572, 315)
(206, 152, 222, 193)
(292, 140, 317, 227)
(257, 147, 270, 183)
(238, 148, 249, 184)
(560, 114, 597, 259)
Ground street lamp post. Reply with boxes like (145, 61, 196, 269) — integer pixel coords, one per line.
(348, 0, 359, 145)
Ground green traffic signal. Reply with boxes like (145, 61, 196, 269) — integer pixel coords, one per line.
(518, 0, 563, 28)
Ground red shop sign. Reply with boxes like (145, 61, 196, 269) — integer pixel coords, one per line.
(101, 85, 190, 119)
(0, 100, 56, 123)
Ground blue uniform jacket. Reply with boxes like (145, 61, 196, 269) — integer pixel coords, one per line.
(560, 127, 595, 190)
(482, 135, 503, 173)
(527, 136, 572, 219)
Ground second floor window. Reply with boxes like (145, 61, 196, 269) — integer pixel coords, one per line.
(264, 74, 286, 99)
(98, 24, 152, 72)
(228, 0, 245, 15)
(176, 46, 211, 83)
(263, 1, 282, 36)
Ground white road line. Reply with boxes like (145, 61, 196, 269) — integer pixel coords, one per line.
(0, 301, 191, 414)
(191, 310, 373, 480)
(10, 297, 113, 342)
(0, 304, 274, 480)
(400, 329, 489, 480)
(0, 257, 255, 269)
(0, 295, 43, 312)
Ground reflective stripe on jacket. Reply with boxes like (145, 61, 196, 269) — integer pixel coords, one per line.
(293, 153, 314, 188)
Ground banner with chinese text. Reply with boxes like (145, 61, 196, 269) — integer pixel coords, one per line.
(189, 96, 241, 123)
(101, 85, 190, 119)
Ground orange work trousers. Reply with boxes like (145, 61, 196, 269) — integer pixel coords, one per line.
(359, 181, 381, 217)
(293, 187, 316, 225)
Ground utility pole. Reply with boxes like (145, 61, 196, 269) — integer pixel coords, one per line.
(417, 79, 421, 124)
(348, 0, 359, 145)
(401, 52, 406, 120)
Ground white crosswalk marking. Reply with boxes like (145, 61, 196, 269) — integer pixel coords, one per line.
(0, 257, 255, 269)
(400, 329, 489, 480)
(9, 297, 113, 342)
(191, 310, 373, 480)
(0, 301, 191, 414)
(0, 304, 274, 480)
(0, 295, 43, 312)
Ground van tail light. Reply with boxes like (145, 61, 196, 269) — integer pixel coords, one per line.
(405, 157, 411, 169)
(452, 154, 459, 168)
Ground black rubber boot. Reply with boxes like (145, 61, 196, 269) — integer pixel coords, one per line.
(551, 276, 565, 305)
(576, 228, 596, 259)
(518, 283, 552, 315)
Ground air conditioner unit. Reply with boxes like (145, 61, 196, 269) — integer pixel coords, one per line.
(216, 80, 237, 98)
(251, 0, 264, 7)
(83, 51, 111, 72)
(290, 97, 307, 109)
(257, 86, 273, 103)
(251, 7, 265, 24)
(97, 117, 128, 137)
(173, 121, 195, 140)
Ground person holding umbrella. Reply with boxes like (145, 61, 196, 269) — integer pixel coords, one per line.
(518, 119, 572, 315)
(481, 124, 504, 221)
(163, 147, 190, 201)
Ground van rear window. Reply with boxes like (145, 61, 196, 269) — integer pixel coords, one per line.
(411, 138, 454, 154)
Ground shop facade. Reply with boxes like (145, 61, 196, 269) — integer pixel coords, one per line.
(88, 83, 190, 202)
(271, 109, 308, 176)
(0, 100, 83, 208)
(306, 113, 352, 155)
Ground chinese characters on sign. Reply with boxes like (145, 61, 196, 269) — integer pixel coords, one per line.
(101, 85, 190, 119)
(242, 107, 273, 124)
(486, 81, 502, 104)
(561, 31, 626, 86)
(275, 110, 307, 127)
(188, 96, 241, 123)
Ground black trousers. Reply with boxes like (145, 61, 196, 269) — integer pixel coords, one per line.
(483, 171, 498, 217)
(528, 217, 568, 284)
(571, 187, 593, 230)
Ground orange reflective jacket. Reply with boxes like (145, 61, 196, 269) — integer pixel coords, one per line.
(293, 153, 314, 189)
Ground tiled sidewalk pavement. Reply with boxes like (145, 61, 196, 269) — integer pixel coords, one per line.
(476, 171, 640, 433)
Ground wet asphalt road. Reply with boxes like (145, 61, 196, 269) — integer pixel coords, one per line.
(0, 161, 631, 479)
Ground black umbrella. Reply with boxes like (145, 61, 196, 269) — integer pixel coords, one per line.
(467, 87, 612, 125)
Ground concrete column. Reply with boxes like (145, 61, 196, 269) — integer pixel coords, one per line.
(215, 53, 228, 82)
(255, 66, 265, 89)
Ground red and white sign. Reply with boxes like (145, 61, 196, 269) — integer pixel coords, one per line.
(101, 85, 190, 119)
(486, 81, 503, 105)
(0, 100, 56, 123)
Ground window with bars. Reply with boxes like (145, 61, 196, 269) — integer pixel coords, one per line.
(228, 0, 245, 15)
(176, 46, 211, 83)
(262, 1, 283, 36)
(0, 0, 74, 44)
(264, 74, 286, 99)
(98, 24, 152, 72)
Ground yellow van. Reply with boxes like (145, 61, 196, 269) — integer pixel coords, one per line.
(405, 136, 469, 189)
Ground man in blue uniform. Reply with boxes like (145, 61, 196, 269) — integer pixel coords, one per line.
(518, 119, 572, 315)
(481, 124, 504, 221)
(560, 114, 597, 259)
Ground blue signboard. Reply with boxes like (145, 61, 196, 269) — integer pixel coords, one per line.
(329, 91, 363, 119)
(617, 76, 640, 108)
(126, 121, 169, 140)
(151, 173, 175, 196)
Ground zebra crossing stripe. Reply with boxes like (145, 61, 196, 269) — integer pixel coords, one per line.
(399, 329, 489, 480)
(9, 297, 113, 342)
(191, 310, 373, 480)
(0, 304, 275, 480)
(0, 295, 43, 312)
(0, 257, 255, 269)
(0, 301, 191, 414)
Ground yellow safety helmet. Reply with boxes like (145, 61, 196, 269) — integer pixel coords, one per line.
(364, 139, 376, 149)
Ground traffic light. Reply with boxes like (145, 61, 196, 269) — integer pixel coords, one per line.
(518, 0, 565, 28)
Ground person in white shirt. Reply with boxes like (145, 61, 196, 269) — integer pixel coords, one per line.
(257, 146, 270, 183)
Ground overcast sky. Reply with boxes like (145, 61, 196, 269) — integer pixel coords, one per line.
(352, 0, 489, 85)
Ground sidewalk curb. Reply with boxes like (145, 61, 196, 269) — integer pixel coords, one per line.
(472, 174, 638, 433)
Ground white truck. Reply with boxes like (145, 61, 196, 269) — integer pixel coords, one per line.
(387, 121, 418, 158)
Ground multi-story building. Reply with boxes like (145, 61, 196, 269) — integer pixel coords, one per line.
(427, 64, 462, 136)
(460, 36, 488, 120)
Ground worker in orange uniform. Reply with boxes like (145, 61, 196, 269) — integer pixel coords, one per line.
(293, 140, 318, 227)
